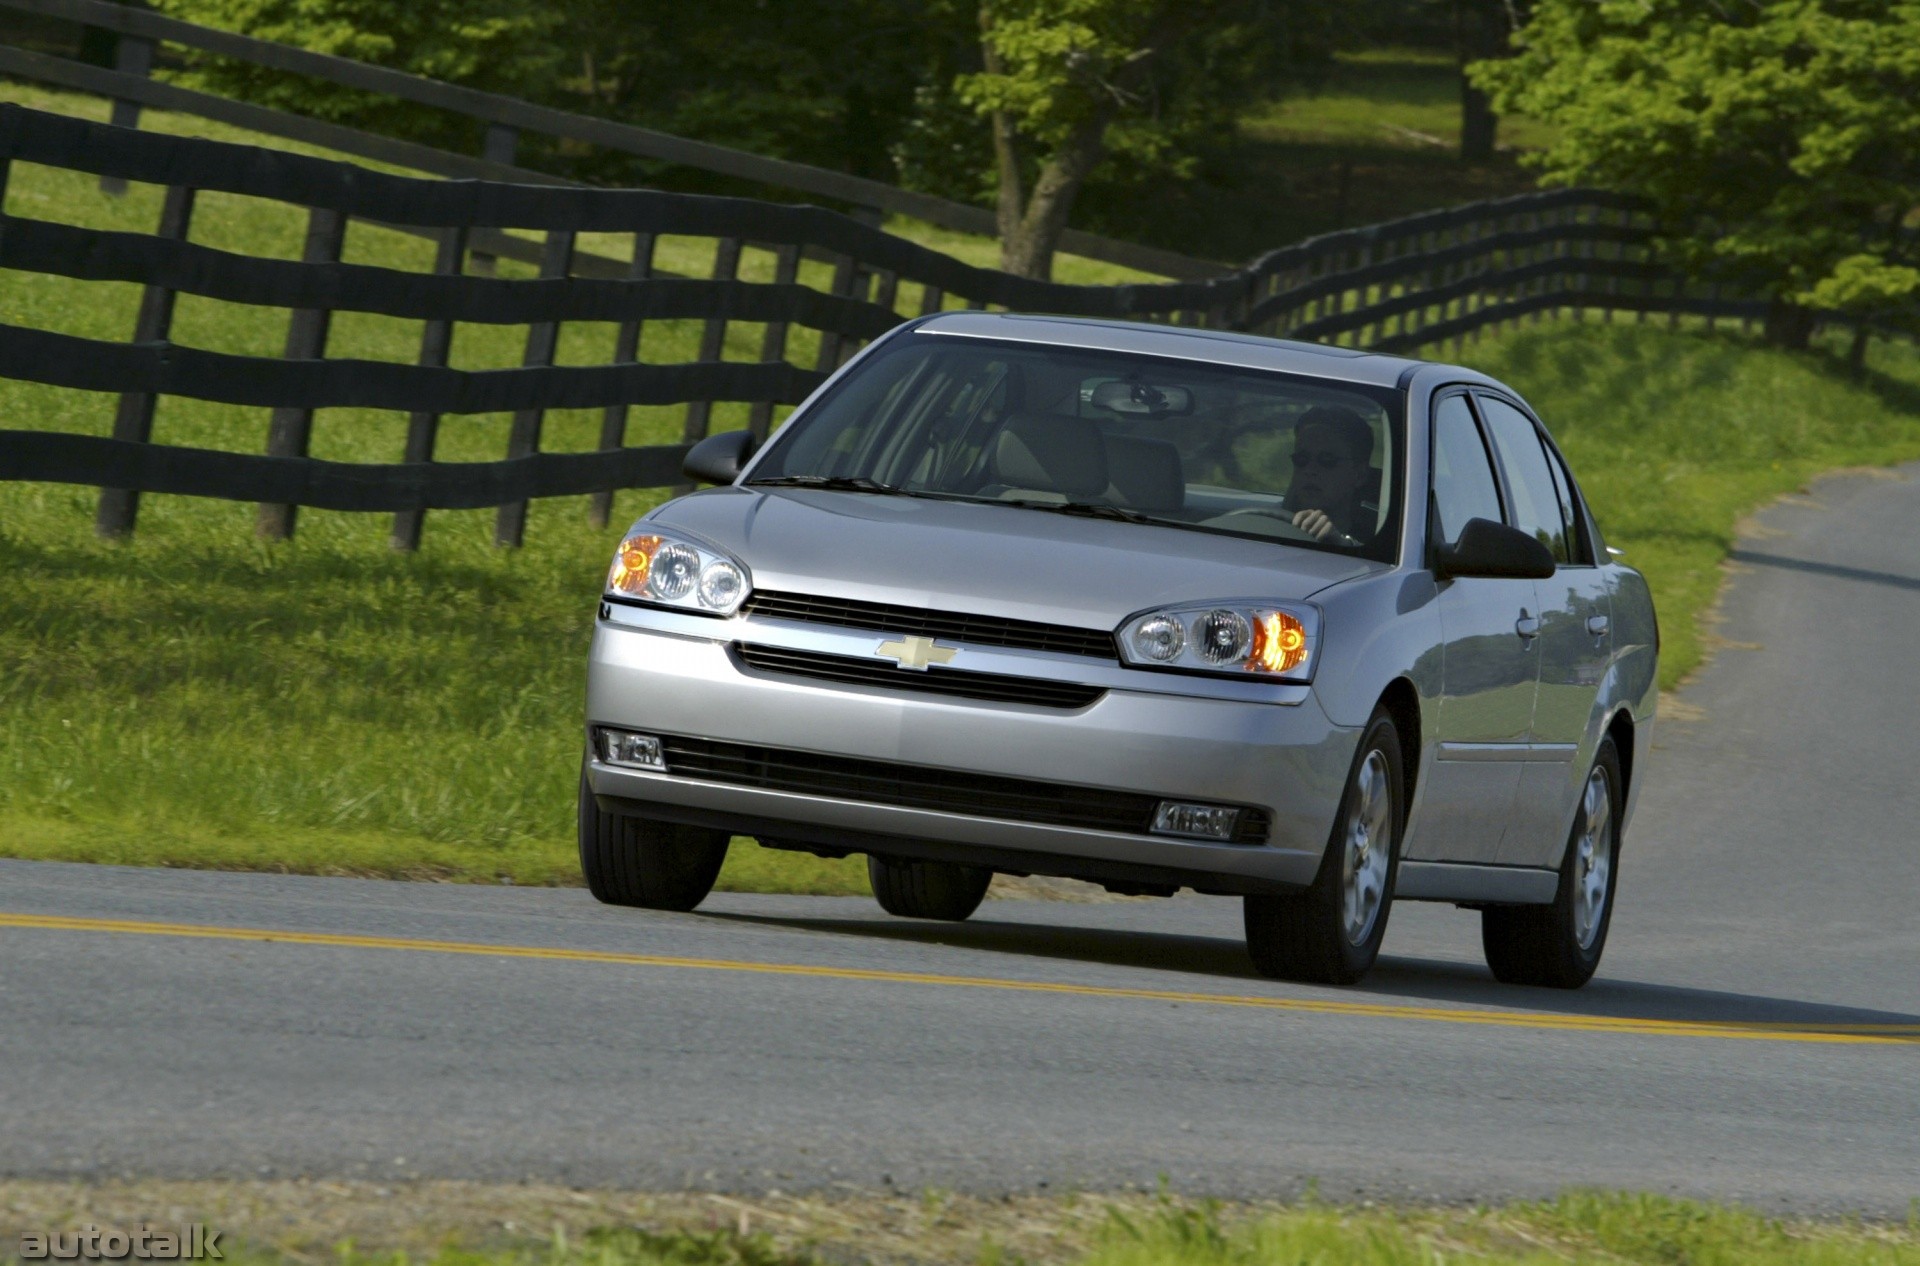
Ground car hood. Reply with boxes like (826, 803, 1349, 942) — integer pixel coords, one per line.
(650, 488, 1383, 630)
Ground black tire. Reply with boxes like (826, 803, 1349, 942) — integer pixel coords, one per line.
(1245, 708, 1405, 985)
(577, 763, 730, 911)
(867, 854, 993, 921)
(1482, 735, 1622, 989)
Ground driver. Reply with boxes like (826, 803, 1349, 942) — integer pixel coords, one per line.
(1287, 406, 1375, 547)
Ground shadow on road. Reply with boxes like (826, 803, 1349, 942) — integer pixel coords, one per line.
(1728, 548, 1920, 594)
(706, 908, 1920, 1032)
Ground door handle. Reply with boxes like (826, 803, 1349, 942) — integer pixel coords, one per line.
(1515, 611, 1541, 640)
(1587, 615, 1610, 637)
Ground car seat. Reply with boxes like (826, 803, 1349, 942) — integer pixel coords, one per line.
(988, 413, 1109, 502)
(1104, 435, 1185, 512)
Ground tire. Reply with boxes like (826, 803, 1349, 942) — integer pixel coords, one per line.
(577, 762, 730, 911)
(1245, 708, 1404, 985)
(867, 854, 993, 921)
(1482, 736, 1622, 989)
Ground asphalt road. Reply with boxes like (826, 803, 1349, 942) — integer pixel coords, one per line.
(3, 464, 1918, 1213)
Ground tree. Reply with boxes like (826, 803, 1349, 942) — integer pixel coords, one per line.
(1473, 0, 1920, 349)
(957, 0, 1285, 278)
(157, 0, 564, 152)
(556, 0, 937, 183)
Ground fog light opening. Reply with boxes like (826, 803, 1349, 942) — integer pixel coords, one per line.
(1151, 801, 1241, 841)
(598, 729, 666, 771)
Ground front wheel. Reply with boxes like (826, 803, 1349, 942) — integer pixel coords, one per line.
(577, 762, 730, 911)
(1245, 709, 1404, 985)
(867, 855, 993, 921)
(1481, 736, 1622, 989)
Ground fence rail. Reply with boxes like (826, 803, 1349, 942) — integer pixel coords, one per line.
(0, 102, 1779, 547)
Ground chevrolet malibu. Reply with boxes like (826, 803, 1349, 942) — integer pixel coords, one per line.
(580, 313, 1657, 987)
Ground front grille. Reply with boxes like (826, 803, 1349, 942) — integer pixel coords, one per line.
(655, 735, 1272, 845)
(734, 643, 1105, 709)
(742, 589, 1117, 660)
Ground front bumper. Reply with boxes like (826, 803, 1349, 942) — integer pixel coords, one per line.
(584, 604, 1360, 892)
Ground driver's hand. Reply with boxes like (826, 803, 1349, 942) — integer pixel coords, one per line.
(1291, 508, 1336, 540)
(1292, 508, 1359, 547)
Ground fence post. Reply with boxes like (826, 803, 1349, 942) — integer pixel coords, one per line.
(589, 232, 658, 530)
(493, 227, 577, 548)
(814, 251, 860, 371)
(681, 236, 743, 451)
(389, 224, 471, 552)
(918, 283, 945, 317)
(467, 124, 520, 277)
(746, 242, 802, 444)
(94, 184, 195, 539)
(99, 34, 155, 196)
(872, 268, 900, 319)
(255, 206, 348, 540)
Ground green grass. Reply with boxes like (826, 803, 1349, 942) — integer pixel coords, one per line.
(129, 1192, 1920, 1266)
(2, 84, 1918, 889)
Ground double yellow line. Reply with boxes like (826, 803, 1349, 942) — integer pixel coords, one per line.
(5, 911, 1917, 1046)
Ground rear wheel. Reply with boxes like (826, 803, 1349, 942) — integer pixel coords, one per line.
(867, 855, 993, 921)
(1245, 709, 1403, 985)
(1482, 736, 1621, 989)
(577, 762, 730, 911)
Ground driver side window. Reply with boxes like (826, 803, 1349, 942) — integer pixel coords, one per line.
(1430, 394, 1503, 551)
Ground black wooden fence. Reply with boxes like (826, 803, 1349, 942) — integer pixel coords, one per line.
(0, 104, 1765, 546)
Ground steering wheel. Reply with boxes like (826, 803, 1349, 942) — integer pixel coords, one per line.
(1211, 507, 1321, 542)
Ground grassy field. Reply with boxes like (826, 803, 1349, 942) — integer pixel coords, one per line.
(3, 84, 1920, 891)
(4, 1183, 1917, 1266)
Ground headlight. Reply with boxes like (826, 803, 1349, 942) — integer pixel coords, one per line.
(1117, 602, 1319, 681)
(606, 525, 750, 616)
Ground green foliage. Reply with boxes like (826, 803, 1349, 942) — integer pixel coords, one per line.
(953, 0, 1321, 274)
(554, 0, 945, 184)
(1473, 0, 1920, 337)
(155, 0, 565, 151)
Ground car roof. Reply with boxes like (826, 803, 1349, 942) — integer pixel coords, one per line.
(911, 311, 1490, 392)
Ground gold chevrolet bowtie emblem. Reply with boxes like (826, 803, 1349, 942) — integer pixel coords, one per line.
(875, 635, 957, 671)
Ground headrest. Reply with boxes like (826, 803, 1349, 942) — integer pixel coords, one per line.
(992, 413, 1108, 499)
(1105, 435, 1185, 511)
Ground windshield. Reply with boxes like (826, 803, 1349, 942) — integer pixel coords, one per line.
(750, 333, 1403, 561)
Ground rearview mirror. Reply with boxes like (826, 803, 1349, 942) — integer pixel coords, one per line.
(1090, 379, 1194, 416)
(683, 430, 758, 485)
(1433, 517, 1556, 580)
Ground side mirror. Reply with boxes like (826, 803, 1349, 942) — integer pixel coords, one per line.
(1433, 517, 1556, 580)
(683, 430, 758, 486)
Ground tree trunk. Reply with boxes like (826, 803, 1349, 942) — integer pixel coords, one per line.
(1846, 325, 1871, 376)
(1763, 298, 1816, 350)
(999, 118, 1108, 280)
(1460, 78, 1497, 162)
(980, 6, 1025, 248)
(1456, 0, 1506, 162)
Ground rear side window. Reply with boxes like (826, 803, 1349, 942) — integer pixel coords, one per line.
(1429, 394, 1503, 551)
(1540, 441, 1594, 565)
(1477, 396, 1570, 565)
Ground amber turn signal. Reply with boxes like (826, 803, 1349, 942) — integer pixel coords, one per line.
(1251, 610, 1309, 675)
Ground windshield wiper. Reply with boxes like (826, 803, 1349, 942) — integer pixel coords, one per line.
(746, 474, 905, 494)
(999, 499, 1162, 525)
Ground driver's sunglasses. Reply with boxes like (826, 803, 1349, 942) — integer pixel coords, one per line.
(1291, 450, 1347, 470)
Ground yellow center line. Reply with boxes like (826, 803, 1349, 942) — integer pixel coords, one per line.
(5, 911, 1917, 1046)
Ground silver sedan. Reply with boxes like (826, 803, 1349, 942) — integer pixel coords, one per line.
(580, 313, 1657, 987)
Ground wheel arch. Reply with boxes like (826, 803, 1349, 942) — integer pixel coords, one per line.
(1605, 706, 1635, 811)
(1376, 676, 1422, 814)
